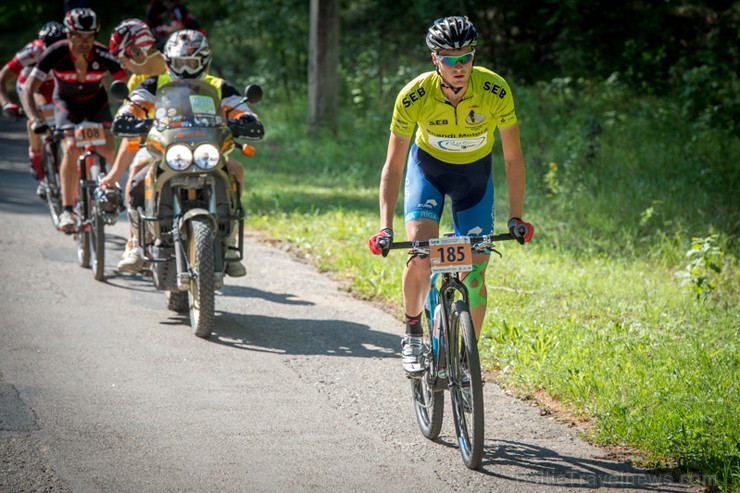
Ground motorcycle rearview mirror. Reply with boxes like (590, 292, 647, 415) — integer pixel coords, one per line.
(109, 80, 130, 102)
(244, 84, 262, 104)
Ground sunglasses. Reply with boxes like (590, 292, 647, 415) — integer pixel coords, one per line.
(435, 50, 475, 67)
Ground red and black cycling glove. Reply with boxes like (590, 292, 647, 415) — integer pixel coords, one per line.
(368, 228, 393, 257)
(508, 218, 534, 244)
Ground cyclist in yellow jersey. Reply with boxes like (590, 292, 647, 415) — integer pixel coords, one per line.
(101, 19, 167, 273)
(109, 29, 263, 278)
(368, 16, 534, 377)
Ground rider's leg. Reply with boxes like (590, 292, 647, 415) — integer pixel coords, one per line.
(226, 157, 243, 190)
(60, 136, 81, 207)
(461, 254, 490, 340)
(223, 157, 246, 277)
(27, 124, 44, 180)
(402, 218, 437, 328)
(99, 129, 116, 166)
(118, 161, 152, 273)
(28, 92, 48, 180)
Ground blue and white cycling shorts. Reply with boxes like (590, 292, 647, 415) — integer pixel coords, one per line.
(404, 143, 494, 237)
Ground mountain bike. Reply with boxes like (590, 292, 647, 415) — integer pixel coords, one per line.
(69, 122, 123, 281)
(384, 232, 516, 469)
(37, 103, 64, 228)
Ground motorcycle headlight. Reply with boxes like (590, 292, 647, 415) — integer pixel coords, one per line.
(193, 143, 220, 170)
(165, 144, 193, 171)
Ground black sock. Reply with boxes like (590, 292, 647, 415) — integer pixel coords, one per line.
(405, 313, 423, 336)
(63, 205, 73, 213)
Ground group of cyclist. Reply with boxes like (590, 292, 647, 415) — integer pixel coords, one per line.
(3, 12, 533, 377)
(2, 7, 261, 278)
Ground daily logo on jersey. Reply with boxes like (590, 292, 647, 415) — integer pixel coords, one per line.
(428, 134, 487, 152)
(465, 110, 486, 125)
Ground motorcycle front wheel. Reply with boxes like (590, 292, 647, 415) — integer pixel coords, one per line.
(187, 216, 215, 338)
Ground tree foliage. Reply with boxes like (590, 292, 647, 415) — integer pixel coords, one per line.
(0, 0, 736, 131)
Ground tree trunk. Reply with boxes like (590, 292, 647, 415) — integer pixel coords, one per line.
(307, 0, 338, 136)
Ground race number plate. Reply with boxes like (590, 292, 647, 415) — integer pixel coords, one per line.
(74, 122, 106, 147)
(429, 237, 473, 273)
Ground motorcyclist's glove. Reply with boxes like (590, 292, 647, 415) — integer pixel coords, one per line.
(3, 103, 20, 118)
(112, 113, 150, 137)
(508, 217, 534, 245)
(368, 228, 393, 257)
(31, 119, 49, 134)
(236, 114, 264, 140)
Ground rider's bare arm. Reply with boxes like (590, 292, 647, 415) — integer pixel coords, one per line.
(21, 73, 44, 122)
(499, 123, 526, 221)
(379, 132, 412, 231)
(0, 65, 18, 107)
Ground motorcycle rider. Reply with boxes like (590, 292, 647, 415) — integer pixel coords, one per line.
(22, 8, 128, 233)
(111, 29, 263, 277)
(0, 21, 66, 197)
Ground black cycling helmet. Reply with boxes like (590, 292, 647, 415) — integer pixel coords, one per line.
(425, 16, 478, 52)
(39, 21, 65, 47)
(63, 8, 100, 34)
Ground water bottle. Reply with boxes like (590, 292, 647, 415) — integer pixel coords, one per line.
(432, 304, 442, 340)
(89, 163, 100, 182)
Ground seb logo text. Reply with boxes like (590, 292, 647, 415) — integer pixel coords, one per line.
(402, 87, 426, 108)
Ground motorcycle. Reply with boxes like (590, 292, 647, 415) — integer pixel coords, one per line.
(110, 78, 263, 338)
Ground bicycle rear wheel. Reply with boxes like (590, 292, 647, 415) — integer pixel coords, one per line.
(449, 299, 484, 469)
(411, 304, 444, 439)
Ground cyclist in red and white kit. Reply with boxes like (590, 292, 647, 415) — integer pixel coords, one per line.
(22, 8, 127, 233)
(0, 21, 65, 197)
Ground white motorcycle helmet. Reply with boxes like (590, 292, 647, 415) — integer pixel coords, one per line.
(163, 29, 211, 79)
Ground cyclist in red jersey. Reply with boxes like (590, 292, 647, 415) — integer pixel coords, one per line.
(22, 8, 128, 233)
(368, 17, 534, 376)
(0, 21, 65, 195)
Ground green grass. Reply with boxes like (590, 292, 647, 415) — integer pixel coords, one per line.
(237, 80, 740, 492)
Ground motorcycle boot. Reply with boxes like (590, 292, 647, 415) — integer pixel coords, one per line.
(117, 209, 145, 274)
(224, 226, 246, 277)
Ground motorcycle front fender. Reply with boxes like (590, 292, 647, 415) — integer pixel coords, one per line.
(178, 208, 217, 237)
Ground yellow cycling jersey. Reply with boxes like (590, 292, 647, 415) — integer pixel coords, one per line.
(390, 66, 518, 164)
(127, 73, 151, 93)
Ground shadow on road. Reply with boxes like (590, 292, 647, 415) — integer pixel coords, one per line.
(209, 311, 399, 360)
(479, 439, 693, 492)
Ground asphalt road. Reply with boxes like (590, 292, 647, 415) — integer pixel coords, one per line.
(0, 117, 699, 492)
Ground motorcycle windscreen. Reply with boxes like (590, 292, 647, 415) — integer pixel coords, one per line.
(152, 80, 223, 129)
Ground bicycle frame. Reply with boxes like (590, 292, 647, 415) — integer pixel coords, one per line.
(427, 271, 470, 391)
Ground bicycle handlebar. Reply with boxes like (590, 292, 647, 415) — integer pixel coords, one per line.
(382, 233, 516, 252)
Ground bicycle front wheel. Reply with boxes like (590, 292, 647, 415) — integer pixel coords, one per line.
(411, 305, 444, 439)
(75, 196, 90, 268)
(449, 300, 484, 469)
(42, 141, 63, 228)
(89, 197, 105, 281)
